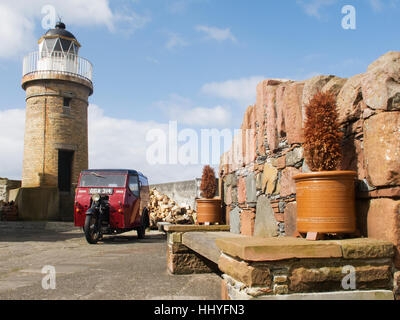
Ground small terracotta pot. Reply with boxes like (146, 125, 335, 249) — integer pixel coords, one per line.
(293, 171, 357, 234)
(196, 198, 222, 224)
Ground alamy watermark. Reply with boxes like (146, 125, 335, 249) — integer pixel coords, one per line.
(341, 265, 357, 290)
(145, 121, 255, 167)
(342, 5, 356, 30)
(41, 265, 56, 290)
(41, 5, 57, 30)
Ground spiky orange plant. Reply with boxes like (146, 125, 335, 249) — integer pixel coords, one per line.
(200, 165, 217, 199)
(303, 90, 342, 171)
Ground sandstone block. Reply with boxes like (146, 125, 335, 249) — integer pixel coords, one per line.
(238, 177, 246, 204)
(282, 82, 305, 144)
(321, 76, 347, 96)
(364, 112, 400, 187)
(302, 75, 336, 126)
(225, 205, 231, 226)
(275, 84, 288, 139)
(394, 271, 400, 300)
(338, 238, 395, 259)
(265, 85, 280, 151)
(280, 167, 301, 197)
(336, 74, 364, 124)
(284, 202, 297, 237)
(340, 137, 366, 180)
(273, 284, 289, 295)
(167, 249, 215, 275)
(367, 198, 400, 267)
(240, 210, 256, 236)
(218, 254, 272, 287)
(362, 51, 400, 111)
(262, 162, 278, 195)
(302, 75, 335, 107)
(216, 237, 342, 262)
(289, 265, 392, 293)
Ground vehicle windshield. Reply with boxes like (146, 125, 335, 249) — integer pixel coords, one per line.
(79, 173, 126, 188)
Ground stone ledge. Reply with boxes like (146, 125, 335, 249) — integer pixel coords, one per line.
(216, 237, 343, 261)
(164, 225, 230, 233)
(182, 232, 244, 264)
(216, 237, 394, 262)
(337, 238, 395, 259)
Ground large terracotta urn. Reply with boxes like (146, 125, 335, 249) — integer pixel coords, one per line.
(196, 198, 222, 224)
(293, 171, 357, 234)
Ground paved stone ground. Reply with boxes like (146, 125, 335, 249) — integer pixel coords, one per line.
(0, 225, 221, 300)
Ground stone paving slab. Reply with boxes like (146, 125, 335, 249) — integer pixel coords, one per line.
(182, 232, 245, 264)
(216, 237, 343, 261)
(216, 236, 395, 262)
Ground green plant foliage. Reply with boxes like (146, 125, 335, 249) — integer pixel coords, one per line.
(200, 165, 217, 199)
(303, 90, 343, 171)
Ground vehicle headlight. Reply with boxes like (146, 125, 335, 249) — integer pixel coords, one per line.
(92, 194, 101, 202)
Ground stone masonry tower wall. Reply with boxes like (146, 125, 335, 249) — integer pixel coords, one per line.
(21, 73, 92, 189)
(219, 51, 400, 268)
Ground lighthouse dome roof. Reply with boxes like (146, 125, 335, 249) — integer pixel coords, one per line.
(45, 22, 76, 40)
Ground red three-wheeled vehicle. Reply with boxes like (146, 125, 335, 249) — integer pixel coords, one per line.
(74, 169, 150, 244)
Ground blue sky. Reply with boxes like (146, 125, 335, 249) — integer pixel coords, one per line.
(0, 0, 399, 183)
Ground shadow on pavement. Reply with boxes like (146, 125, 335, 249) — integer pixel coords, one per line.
(101, 231, 166, 245)
(0, 230, 84, 242)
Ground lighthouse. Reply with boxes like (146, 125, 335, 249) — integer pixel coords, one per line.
(18, 22, 93, 220)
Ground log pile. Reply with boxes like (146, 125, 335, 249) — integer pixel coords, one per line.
(149, 188, 196, 228)
(0, 201, 18, 221)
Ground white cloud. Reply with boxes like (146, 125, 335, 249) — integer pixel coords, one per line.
(155, 94, 232, 127)
(0, 108, 25, 180)
(0, 105, 209, 184)
(165, 32, 188, 50)
(369, 0, 384, 11)
(296, 0, 336, 18)
(369, 0, 399, 11)
(201, 76, 265, 105)
(195, 25, 237, 42)
(0, 0, 150, 59)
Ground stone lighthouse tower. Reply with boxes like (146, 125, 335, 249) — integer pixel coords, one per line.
(19, 22, 93, 220)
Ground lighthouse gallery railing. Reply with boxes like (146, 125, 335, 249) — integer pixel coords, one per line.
(22, 51, 93, 82)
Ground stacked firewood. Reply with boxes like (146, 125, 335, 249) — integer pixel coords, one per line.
(148, 188, 196, 228)
(0, 201, 18, 221)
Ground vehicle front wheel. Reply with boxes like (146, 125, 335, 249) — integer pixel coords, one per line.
(84, 215, 101, 244)
(137, 226, 145, 239)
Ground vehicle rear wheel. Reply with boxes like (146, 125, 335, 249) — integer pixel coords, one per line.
(137, 210, 149, 239)
(84, 215, 100, 244)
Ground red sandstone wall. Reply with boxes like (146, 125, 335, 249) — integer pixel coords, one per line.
(219, 52, 400, 267)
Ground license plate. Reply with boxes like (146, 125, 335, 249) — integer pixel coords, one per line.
(89, 188, 113, 195)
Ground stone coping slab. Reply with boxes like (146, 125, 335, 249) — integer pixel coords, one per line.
(229, 289, 394, 300)
(216, 237, 394, 262)
(182, 232, 245, 264)
(164, 225, 230, 233)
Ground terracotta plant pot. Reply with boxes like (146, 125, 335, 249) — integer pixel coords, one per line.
(293, 171, 357, 234)
(196, 198, 222, 224)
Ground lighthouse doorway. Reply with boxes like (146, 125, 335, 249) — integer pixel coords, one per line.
(58, 150, 74, 192)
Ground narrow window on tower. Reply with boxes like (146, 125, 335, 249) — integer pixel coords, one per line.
(63, 97, 71, 114)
